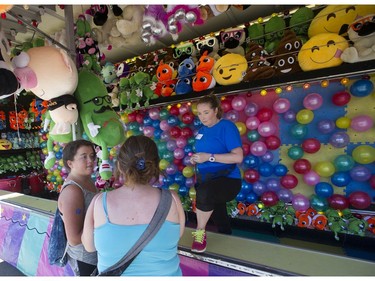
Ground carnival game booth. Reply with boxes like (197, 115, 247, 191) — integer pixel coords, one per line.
(0, 190, 374, 276)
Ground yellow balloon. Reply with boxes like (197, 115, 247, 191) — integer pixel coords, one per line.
(159, 159, 169, 170)
(42, 148, 48, 155)
(169, 183, 179, 192)
(53, 169, 61, 177)
(296, 109, 314, 124)
(121, 113, 129, 123)
(59, 159, 64, 167)
(352, 145, 375, 164)
(189, 187, 196, 200)
(182, 166, 194, 178)
(191, 103, 198, 116)
(314, 161, 336, 177)
(336, 116, 351, 129)
(235, 122, 247, 136)
(125, 130, 134, 138)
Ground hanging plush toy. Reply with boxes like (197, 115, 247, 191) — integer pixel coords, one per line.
(141, 5, 169, 45)
(0, 29, 19, 99)
(247, 22, 265, 50)
(341, 14, 375, 63)
(155, 60, 177, 97)
(173, 41, 198, 63)
(298, 33, 349, 71)
(13, 46, 79, 169)
(74, 70, 125, 180)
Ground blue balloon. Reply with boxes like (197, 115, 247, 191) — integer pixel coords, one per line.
(350, 79, 374, 97)
(143, 116, 152, 126)
(258, 163, 274, 177)
(236, 192, 246, 202)
(184, 144, 193, 155)
(152, 119, 160, 128)
(274, 164, 288, 176)
(243, 155, 260, 169)
(167, 116, 179, 126)
(178, 185, 189, 197)
(331, 172, 351, 187)
(163, 176, 175, 185)
(315, 182, 334, 198)
(246, 192, 258, 204)
(153, 128, 162, 140)
(241, 181, 253, 194)
(174, 172, 185, 185)
(193, 117, 202, 127)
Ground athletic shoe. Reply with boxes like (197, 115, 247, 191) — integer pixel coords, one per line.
(191, 229, 207, 253)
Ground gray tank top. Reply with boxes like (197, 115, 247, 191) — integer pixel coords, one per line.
(60, 180, 98, 265)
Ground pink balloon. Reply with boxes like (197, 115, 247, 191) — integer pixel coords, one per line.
(231, 96, 247, 111)
(173, 148, 185, 160)
(303, 93, 323, 110)
(159, 120, 171, 131)
(225, 110, 239, 122)
(246, 116, 260, 130)
(303, 170, 321, 186)
(273, 98, 290, 114)
(292, 193, 310, 212)
(149, 108, 160, 120)
(250, 141, 267, 156)
(176, 137, 187, 148)
(178, 103, 190, 115)
(244, 102, 259, 116)
(143, 126, 155, 138)
(257, 121, 277, 137)
(350, 115, 374, 132)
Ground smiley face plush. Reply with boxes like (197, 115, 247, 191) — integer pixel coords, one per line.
(308, 5, 375, 38)
(212, 53, 247, 85)
(298, 33, 349, 71)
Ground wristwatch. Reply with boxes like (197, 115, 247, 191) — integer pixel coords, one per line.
(208, 153, 216, 162)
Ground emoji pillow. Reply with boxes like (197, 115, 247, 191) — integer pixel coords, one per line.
(213, 53, 247, 85)
(298, 33, 349, 71)
(308, 5, 375, 38)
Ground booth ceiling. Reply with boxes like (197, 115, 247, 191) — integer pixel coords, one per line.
(0, 4, 301, 63)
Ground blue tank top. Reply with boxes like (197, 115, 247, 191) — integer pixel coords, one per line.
(94, 192, 182, 276)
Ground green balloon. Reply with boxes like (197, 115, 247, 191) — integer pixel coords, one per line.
(334, 154, 355, 172)
(288, 146, 304, 160)
(162, 151, 174, 162)
(247, 130, 260, 142)
(310, 195, 329, 212)
(290, 124, 308, 139)
(159, 109, 169, 120)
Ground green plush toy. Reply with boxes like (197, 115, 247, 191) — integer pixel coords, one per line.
(264, 15, 286, 55)
(74, 70, 125, 180)
(247, 22, 265, 50)
(289, 7, 314, 44)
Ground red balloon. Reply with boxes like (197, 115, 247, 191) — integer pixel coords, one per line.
(244, 169, 260, 183)
(170, 126, 182, 139)
(242, 142, 250, 156)
(177, 164, 185, 172)
(348, 191, 371, 209)
(173, 158, 182, 165)
(301, 138, 321, 153)
(169, 105, 180, 116)
(332, 91, 351, 106)
(127, 111, 137, 122)
(328, 194, 349, 210)
(182, 112, 194, 124)
(180, 127, 193, 139)
(370, 175, 375, 189)
(220, 99, 233, 113)
(136, 112, 144, 123)
(261, 191, 279, 207)
(280, 174, 298, 189)
(265, 135, 281, 150)
(293, 159, 311, 174)
(256, 107, 273, 122)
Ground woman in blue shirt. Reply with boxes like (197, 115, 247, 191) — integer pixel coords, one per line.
(81, 135, 185, 276)
(190, 94, 243, 253)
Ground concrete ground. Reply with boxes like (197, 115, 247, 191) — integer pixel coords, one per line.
(0, 260, 25, 276)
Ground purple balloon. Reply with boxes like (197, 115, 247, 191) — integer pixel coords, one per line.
(159, 119, 171, 131)
(329, 132, 350, 148)
(166, 140, 177, 151)
(283, 110, 296, 123)
(303, 93, 323, 110)
(350, 165, 372, 182)
(225, 110, 239, 122)
(261, 151, 274, 162)
(266, 178, 281, 192)
(160, 131, 170, 141)
(350, 115, 374, 132)
(185, 177, 195, 187)
(231, 96, 247, 111)
(303, 170, 321, 186)
(273, 98, 291, 114)
(246, 116, 260, 130)
(166, 164, 178, 175)
(244, 102, 259, 117)
(173, 148, 185, 160)
(317, 119, 335, 134)
(292, 193, 310, 212)
(253, 181, 267, 196)
(176, 137, 187, 148)
(277, 188, 293, 203)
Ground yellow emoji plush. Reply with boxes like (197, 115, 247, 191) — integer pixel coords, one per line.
(308, 5, 375, 38)
(298, 33, 349, 71)
(212, 53, 247, 85)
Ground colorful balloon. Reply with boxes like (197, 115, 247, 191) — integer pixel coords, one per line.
(277, 188, 293, 203)
(264, 135, 281, 150)
(328, 194, 349, 210)
(283, 110, 296, 123)
(231, 95, 247, 111)
(235, 122, 247, 136)
(352, 145, 375, 164)
(296, 109, 314, 124)
(273, 98, 290, 114)
(280, 174, 298, 189)
(245, 116, 260, 130)
(333, 154, 355, 172)
(288, 146, 304, 160)
(329, 132, 350, 148)
(349, 165, 372, 182)
(350, 79, 374, 97)
(303, 93, 323, 110)
(348, 191, 371, 209)
(335, 116, 351, 129)
(261, 191, 279, 207)
(292, 193, 310, 212)
(250, 141, 267, 156)
(314, 161, 336, 177)
(290, 124, 308, 139)
(350, 115, 374, 132)
(244, 169, 260, 183)
(310, 194, 329, 212)
(332, 91, 351, 106)
(252, 181, 267, 195)
(293, 158, 311, 174)
(303, 170, 321, 186)
(256, 107, 273, 122)
(315, 182, 334, 198)
(244, 102, 259, 116)
(330, 171, 351, 187)
(317, 119, 335, 134)
(302, 138, 321, 153)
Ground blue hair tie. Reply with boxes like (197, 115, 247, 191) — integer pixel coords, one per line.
(136, 158, 145, 171)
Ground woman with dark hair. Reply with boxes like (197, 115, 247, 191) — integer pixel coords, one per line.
(59, 139, 98, 275)
(82, 135, 185, 276)
(190, 94, 243, 253)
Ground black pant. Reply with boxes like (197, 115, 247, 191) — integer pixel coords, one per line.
(196, 177, 241, 234)
(77, 260, 97, 276)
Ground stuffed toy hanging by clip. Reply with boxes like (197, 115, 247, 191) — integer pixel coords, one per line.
(12, 46, 79, 169)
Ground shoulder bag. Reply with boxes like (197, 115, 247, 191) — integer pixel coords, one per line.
(92, 188, 172, 276)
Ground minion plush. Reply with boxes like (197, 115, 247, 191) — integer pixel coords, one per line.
(213, 53, 247, 85)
